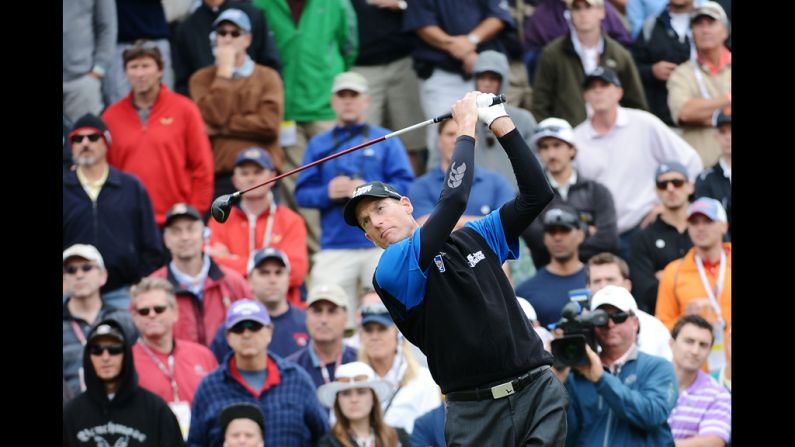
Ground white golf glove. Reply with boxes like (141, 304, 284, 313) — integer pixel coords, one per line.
(476, 93, 509, 129)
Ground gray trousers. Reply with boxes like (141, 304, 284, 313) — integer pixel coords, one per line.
(445, 368, 569, 446)
(63, 74, 104, 122)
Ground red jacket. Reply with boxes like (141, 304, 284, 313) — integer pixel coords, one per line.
(103, 84, 215, 225)
(208, 204, 308, 308)
(150, 260, 253, 346)
(132, 338, 218, 405)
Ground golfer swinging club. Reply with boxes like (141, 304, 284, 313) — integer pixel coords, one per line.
(342, 91, 569, 445)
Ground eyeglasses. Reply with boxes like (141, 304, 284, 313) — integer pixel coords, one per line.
(217, 29, 243, 38)
(89, 344, 124, 356)
(229, 320, 265, 334)
(596, 311, 630, 327)
(64, 264, 97, 275)
(656, 179, 686, 190)
(336, 374, 369, 383)
(71, 134, 101, 143)
(135, 305, 168, 317)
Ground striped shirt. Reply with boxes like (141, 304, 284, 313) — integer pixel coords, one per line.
(668, 370, 731, 441)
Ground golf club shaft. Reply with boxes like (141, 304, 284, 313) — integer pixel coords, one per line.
(238, 93, 507, 196)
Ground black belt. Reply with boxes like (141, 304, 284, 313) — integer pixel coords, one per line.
(446, 365, 551, 402)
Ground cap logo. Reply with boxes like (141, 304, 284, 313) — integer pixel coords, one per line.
(244, 149, 261, 158)
(233, 302, 261, 315)
(353, 185, 373, 198)
(172, 203, 188, 214)
(447, 162, 467, 188)
(383, 185, 397, 196)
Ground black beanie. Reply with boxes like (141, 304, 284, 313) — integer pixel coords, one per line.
(220, 403, 265, 437)
(70, 114, 112, 146)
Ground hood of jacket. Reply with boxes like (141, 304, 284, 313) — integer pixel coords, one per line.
(472, 50, 510, 95)
(83, 318, 139, 406)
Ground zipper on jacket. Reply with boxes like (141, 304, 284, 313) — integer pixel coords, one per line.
(92, 200, 99, 245)
(194, 298, 206, 345)
(603, 408, 612, 447)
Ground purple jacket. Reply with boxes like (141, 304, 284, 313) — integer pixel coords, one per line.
(524, 0, 632, 53)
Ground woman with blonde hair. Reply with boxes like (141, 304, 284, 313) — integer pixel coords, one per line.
(317, 362, 411, 447)
(357, 301, 440, 434)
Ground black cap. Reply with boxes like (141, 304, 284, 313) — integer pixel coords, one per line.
(716, 111, 731, 127)
(69, 113, 112, 146)
(583, 66, 622, 89)
(88, 323, 126, 344)
(164, 203, 202, 227)
(343, 181, 403, 228)
(220, 403, 265, 436)
(542, 206, 581, 231)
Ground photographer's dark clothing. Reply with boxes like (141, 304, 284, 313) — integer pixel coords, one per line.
(521, 172, 619, 268)
(514, 266, 587, 328)
(628, 216, 693, 314)
(373, 128, 562, 443)
(565, 347, 678, 447)
(63, 319, 184, 447)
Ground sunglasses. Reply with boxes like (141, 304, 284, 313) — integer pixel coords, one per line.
(217, 29, 243, 38)
(89, 344, 124, 356)
(656, 179, 686, 190)
(336, 374, 369, 383)
(229, 320, 265, 334)
(71, 133, 102, 143)
(597, 311, 630, 327)
(136, 305, 168, 317)
(64, 264, 97, 275)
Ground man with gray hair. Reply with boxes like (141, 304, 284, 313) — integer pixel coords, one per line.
(130, 277, 218, 438)
(63, 244, 137, 399)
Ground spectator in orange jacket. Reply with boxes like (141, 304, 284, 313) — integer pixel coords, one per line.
(150, 203, 253, 346)
(656, 197, 730, 373)
(208, 148, 309, 307)
(103, 41, 214, 225)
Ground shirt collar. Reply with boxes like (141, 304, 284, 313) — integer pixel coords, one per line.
(696, 47, 732, 76)
(718, 158, 731, 180)
(232, 55, 255, 78)
(545, 170, 577, 189)
(605, 343, 638, 376)
(585, 106, 629, 138)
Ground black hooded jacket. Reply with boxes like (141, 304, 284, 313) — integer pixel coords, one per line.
(63, 319, 185, 447)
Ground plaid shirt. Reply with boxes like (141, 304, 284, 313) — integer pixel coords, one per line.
(188, 352, 328, 447)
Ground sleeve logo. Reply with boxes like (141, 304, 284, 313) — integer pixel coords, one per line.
(447, 162, 467, 188)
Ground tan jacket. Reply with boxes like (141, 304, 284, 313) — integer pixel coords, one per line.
(667, 58, 731, 167)
(190, 64, 284, 173)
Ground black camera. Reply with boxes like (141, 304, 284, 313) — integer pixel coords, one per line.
(550, 301, 608, 367)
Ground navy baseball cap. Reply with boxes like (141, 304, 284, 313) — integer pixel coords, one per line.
(543, 206, 581, 231)
(248, 247, 291, 274)
(343, 181, 403, 228)
(235, 147, 274, 170)
(164, 203, 202, 227)
(583, 66, 622, 89)
(655, 161, 689, 181)
(360, 302, 394, 328)
(213, 8, 252, 32)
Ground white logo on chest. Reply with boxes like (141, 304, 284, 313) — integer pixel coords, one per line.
(466, 250, 485, 268)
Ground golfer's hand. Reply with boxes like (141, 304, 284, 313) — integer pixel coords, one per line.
(451, 91, 480, 138)
(476, 93, 509, 129)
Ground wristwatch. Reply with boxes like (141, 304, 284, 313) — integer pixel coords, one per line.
(467, 33, 481, 46)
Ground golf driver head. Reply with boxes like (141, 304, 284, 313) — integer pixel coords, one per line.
(210, 193, 240, 223)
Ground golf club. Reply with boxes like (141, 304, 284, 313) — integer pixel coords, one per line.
(211, 93, 508, 223)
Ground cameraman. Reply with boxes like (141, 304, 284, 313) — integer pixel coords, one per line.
(564, 285, 678, 447)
